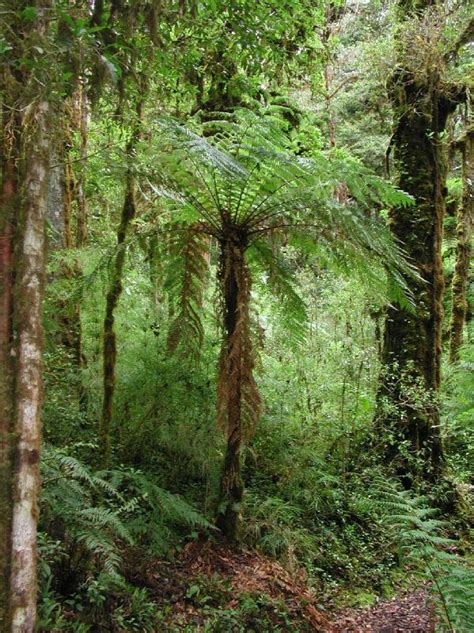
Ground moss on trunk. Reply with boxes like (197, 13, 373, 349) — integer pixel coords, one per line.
(449, 129, 473, 363)
(378, 65, 458, 484)
(10, 98, 51, 633)
(99, 177, 136, 467)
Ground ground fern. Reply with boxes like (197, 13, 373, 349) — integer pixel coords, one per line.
(359, 476, 474, 632)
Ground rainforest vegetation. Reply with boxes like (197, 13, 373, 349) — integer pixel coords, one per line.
(0, 0, 473, 631)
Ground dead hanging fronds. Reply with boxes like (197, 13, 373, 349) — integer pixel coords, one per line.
(217, 236, 262, 443)
(166, 224, 210, 360)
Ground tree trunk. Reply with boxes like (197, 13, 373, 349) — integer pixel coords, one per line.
(68, 84, 89, 402)
(9, 99, 51, 632)
(448, 128, 473, 363)
(216, 234, 247, 541)
(376, 1, 463, 482)
(99, 101, 143, 465)
(100, 174, 136, 466)
(378, 58, 459, 483)
(74, 81, 88, 250)
(0, 109, 18, 631)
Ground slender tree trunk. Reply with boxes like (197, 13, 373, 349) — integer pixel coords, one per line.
(216, 234, 248, 540)
(45, 104, 87, 413)
(9, 99, 51, 632)
(74, 80, 88, 249)
(0, 110, 18, 631)
(68, 84, 89, 402)
(99, 101, 142, 466)
(100, 176, 136, 466)
(448, 127, 473, 362)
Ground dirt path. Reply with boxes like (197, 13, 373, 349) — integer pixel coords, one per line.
(331, 588, 437, 632)
(127, 541, 439, 632)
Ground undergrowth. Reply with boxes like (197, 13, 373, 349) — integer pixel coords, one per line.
(358, 476, 474, 632)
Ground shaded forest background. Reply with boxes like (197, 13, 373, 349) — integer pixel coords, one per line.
(0, 0, 473, 631)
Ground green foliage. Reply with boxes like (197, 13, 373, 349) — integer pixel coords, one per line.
(443, 330, 474, 481)
(31, 0, 474, 628)
(359, 476, 474, 632)
(41, 444, 131, 578)
(38, 444, 213, 628)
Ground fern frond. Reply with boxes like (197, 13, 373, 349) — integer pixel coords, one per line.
(164, 226, 210, 359)
(76, 507, 133, 544)
(249, 238, 307, 346)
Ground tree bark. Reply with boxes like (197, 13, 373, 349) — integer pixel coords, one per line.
(100, 175, 136, 466)
(73, 80, 88, 249)
(448, 127, 473, 363)
(0, 109, 18, 632)
(377, 11, 459, 483)
(9, 99, 51, 632)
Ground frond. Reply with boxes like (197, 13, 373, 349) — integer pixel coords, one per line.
(76, 507, 133, 544)
(357, 474, 474, 631)
(249, 237, 307, 346)
(163, 226, 210, 360)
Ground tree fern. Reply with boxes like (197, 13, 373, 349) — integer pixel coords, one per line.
(138, 107, 419, 537)
(164, 227, 210, 359)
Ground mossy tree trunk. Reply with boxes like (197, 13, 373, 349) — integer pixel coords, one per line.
(45, 99, 88, 413)
(448, 127, 473, 363)
(1, 3, 52, 627)
(100, 171, 137, 466)
(378, 4, 460, 484)
(73, 80, 88, 250)
(99, 102, 142, 467)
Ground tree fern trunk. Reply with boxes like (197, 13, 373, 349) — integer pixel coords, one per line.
(216, 234, 247, 540)
(449, 128, 473, 363)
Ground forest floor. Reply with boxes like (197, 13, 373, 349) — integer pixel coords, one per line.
(125, 539, 437, 631)
(332, 588, 436, 632)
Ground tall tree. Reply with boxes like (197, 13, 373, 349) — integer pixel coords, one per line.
(0, 101, 19, 633)
(100, 97, 143, 466)
(9, 96, 52, 633)
(0, 2, 54, 626)
(377, 0, 469, 484)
